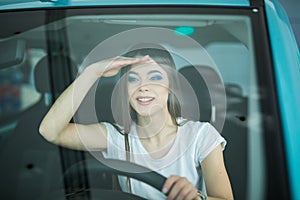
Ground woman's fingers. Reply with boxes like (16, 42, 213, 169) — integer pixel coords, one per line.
(110, 55, 149, 68)
(163, 176, 198, 200)
(101, 55, 150, 77)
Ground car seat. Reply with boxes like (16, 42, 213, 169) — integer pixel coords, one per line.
(74, 75, 117, 125)
(0, 55, 78, 199)
(179, 65, 247, 200)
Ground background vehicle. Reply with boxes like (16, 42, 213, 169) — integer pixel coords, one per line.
(0, 0, 299, 199)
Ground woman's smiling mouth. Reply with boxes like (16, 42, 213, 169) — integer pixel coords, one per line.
(136, 96, 155, 105)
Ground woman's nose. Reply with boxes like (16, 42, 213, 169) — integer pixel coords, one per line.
(138, 83, 150, 92)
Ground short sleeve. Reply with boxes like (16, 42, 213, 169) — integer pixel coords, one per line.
(101, 122, 126, 160)
(195, 122, 226, 163)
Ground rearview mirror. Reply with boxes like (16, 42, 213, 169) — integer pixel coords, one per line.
(0, 39, 25, 69)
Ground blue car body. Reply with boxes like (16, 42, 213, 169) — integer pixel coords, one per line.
(0, 0, 299, 199)
(264, 1, 300, 200)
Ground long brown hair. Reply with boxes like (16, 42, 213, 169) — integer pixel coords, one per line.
(111, 43, 183, 192)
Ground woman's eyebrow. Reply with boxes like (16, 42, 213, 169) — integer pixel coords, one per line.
(128, 71, 139, 76)
(128, 69, 163, 76)
(147, 70, 163, 75)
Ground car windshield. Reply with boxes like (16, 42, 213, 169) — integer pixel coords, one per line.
(0, 5, 282, 200)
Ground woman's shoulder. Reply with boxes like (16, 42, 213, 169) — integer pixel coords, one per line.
(178, 118, 211, 130)
(178, 119, 222, 142)
(100, 122, 126, 135)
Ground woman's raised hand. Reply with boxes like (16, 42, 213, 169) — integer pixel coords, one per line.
(87, 55, 150, 77)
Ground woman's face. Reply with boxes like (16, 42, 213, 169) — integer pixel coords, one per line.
(127, 59, 170, 117)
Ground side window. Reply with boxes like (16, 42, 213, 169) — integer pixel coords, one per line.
(206, 40, 266, 200)
(206, 42, 250, 95)
(0, 49, 43, 138)
(206, 42, 250, 200)
(0, 45, 65, 199)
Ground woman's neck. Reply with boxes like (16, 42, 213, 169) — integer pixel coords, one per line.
(135, 111, 178, 159)
(136, 110, 176, 140)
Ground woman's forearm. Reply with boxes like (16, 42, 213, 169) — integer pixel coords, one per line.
(39, 56, 149, 144)
(39, 67, 100, 142)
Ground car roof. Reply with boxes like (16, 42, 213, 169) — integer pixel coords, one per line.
(0, 0, 250, 11)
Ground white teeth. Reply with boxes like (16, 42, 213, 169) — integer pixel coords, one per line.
(137, 97, 154, 102)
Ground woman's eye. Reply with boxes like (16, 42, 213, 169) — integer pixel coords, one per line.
(127, 73, 140, 83)
(149, 72, 163, 81)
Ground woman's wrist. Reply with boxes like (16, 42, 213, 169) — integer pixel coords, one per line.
(81, 64, 103, 80)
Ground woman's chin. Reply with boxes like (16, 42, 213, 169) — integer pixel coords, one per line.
(136, 108, 166, 119)
(136, 110, 152, 118)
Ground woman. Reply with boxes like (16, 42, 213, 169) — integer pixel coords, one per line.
(39, 43, 233, 200)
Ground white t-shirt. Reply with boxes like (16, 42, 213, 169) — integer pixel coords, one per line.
(102, 120, 226, 200)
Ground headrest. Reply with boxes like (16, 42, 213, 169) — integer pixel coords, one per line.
(34, 55, 77, 94)
(179, 65, 226, 130)
(73, 76, 117, 124)
(225, 84, 243, 97)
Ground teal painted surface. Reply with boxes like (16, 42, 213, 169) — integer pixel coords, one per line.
(0, 0, 250, 10)
(174, 26, 195, 36)
(265, 0, 300, 199)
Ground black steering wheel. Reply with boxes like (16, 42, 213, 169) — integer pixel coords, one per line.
(42, 158, 167, 200)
